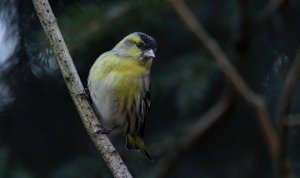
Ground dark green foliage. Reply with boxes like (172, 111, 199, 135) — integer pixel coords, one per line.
(1, 0, 300, 178)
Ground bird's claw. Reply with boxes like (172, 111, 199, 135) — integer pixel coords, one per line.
(94, 124, 112, 135)
(77, 88, 92, 103)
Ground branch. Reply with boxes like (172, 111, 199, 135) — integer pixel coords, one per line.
(260, 0, 287, 22)
(236, 0, 287, 53)
(276, 50, 300, 178)
(277, 50, 300, 129)
(158, 90, 231, 178)
(67, 2, 139, 53)
(167, 0, 282, 174)
(31, 1, 132, 178)
(284, 114, 300, 126)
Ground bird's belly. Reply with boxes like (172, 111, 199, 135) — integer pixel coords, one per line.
(90, 72, 142, 134)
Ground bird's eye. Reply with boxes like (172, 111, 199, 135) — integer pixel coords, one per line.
(136, 43, 143, 48)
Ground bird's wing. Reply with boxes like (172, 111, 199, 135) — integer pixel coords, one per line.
(139, 81, 150, 139)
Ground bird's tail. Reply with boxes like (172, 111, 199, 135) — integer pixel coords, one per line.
(126, 134, 154, 162)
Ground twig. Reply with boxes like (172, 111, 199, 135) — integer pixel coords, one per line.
(260, 0, 287, 22)
(276, 50, 300, 178)
(284, 114, 300, 126)
(167, 0, 282, 175)
(158, 89, 231, 178)
(67, 2, 139, 53)
(104, 1, 137, 20)
(31, 1, 132, 178)
(236, 0, 287, 52)
(277, 50, 300, 129)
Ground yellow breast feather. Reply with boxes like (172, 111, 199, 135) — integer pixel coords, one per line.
(89, 52, 148, 111)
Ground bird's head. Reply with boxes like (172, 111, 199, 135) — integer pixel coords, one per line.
(113, 32, 157, 67)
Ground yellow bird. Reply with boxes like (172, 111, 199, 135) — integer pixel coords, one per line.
(88, 32, 156, 161)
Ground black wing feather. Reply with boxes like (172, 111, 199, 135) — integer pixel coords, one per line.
(139, 83, 150, 138)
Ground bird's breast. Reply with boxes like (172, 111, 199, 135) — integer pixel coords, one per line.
(88, 57, 150, 133)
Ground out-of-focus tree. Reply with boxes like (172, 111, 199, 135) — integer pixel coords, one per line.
(0, 0, 300, 178)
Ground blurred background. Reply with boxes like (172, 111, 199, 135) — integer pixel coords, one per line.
(0, 0, 300, 177)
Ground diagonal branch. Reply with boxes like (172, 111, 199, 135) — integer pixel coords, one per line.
(277, 50, 300, 129)
(276, 50, 300, 178)
(158, 88, 231, 178)
(31, 1, 132, 178)
(283, 114, 300, 126)
(167, 0, 282, 174)
(236, 0, 287, 52)
(261, 0, 287, 22)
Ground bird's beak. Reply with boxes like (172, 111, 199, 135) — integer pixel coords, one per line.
(143, 49, 155, 59)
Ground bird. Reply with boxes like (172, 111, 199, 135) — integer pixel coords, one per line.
(87, 32, 157, 161)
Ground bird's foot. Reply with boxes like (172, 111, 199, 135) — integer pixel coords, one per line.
(94, 124, 113, 135)
(77, 88, 92, 102)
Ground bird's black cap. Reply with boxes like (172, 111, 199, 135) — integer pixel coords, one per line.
(138, 32, 157, 52)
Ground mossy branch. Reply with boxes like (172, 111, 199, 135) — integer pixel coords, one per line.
(31, 0, 132, 177)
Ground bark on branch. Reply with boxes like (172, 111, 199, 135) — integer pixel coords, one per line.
(31, 1, 132, 177)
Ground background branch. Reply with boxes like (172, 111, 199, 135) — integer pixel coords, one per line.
(167, 0, 284, 176)
(236, 0, 287, 53)
(284, 114, 300, 126)
(31, 1, 132, 178)
(276, 50, 300, 178)
(157, 88, 231, 178)
(277, 50, 300, 129)
(261, 0, 287, 22)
